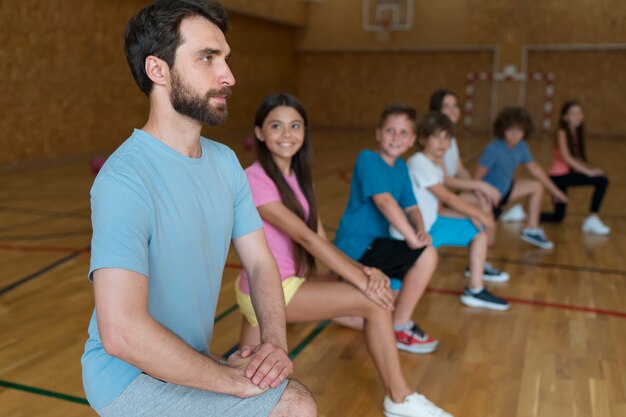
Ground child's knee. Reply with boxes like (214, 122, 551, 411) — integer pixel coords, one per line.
(529, 180, 543, 194)
(415, 246, 438, 270)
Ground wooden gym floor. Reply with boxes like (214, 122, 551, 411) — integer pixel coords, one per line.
(0, 129, 625, 417)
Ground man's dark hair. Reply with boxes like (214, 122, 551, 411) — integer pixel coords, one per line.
(124, 0, 229, 95)
(377, 103, 417, 133)
(417, 112, 455, 141)
(493, 106, 534, 139)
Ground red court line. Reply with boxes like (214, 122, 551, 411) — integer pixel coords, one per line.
(224, 263, 626, 318)
(0, 244, 90, 253)
(426, 286, 626, 319)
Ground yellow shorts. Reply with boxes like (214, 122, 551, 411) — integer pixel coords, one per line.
(235, 276, 306, 327)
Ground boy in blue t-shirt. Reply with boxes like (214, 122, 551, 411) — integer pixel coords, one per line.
(335, 103, 440, 355)
(475, 107, 568, 249)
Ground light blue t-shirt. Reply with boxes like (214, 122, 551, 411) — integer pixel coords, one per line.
(81, 129, 262, 410)
(478, 139, 533, 195)
(335, 150, 417, 260)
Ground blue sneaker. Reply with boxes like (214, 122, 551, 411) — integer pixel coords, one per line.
(464, 263, 510, 282)
(521, 227, 554, 249)
(460, 288, 510, 311)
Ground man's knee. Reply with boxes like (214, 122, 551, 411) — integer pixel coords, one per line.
(271, 380, 317, 417)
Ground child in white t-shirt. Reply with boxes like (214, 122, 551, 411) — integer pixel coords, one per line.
(391, 112, 509, 311)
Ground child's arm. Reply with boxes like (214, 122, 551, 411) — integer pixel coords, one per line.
(405, 206, 432, 246)
(473, 164, 489, 181)
(444, 174, 501, 205)
(258, 202, 394, 310)
(525, 161, 568, 203)
(455, 160, 472, 180)
(428, 183, 493, 229)
(371, 192, 423, 248)
(556, 129, 603, 176)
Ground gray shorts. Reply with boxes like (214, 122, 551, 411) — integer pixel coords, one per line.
(96, 373, 288, 417)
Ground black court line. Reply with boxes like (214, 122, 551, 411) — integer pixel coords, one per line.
(0, 229, 92, 241)
(0, 380, 89, 405)
(0, 206, 91, 234)
(323, 222, 626, 277)
(0, 302, 239, 405)
(288, 321, 331, 360)
(439, 251, 626, 277)
(220, 320, 332, 361)
(0, 206, 90, 219)
(0, 191, 88, 202)
(0, 246, 89, 296)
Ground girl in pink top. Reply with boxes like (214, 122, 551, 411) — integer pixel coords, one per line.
(237, 93, 453, 417)
(540, 101, 610, 235)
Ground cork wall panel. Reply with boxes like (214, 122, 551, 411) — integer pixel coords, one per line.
(0, 0, 148, 167)
(528, 50, 626, 137)
(296, 51, 493, 129)
(210, 12, 298, 137)
(222, 0, 306, 26)
(299, 0, 626, 49)
(1, 2, 298, 167)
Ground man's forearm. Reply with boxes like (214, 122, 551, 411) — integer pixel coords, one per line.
(99, 312, 249, 396)
(247, 261, 288, 350)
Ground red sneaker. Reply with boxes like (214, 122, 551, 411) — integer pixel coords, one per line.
(395, 323, 439, 354)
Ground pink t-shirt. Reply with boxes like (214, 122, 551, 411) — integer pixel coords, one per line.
(239, 161, 310, 294)
(548, 148, 571, 176)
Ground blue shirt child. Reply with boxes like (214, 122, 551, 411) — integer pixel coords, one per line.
(335, 150, 417, 260)
(478, 138, 533, 195)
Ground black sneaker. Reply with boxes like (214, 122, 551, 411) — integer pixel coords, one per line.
(460, 287, 510, 311)
(464, 263, 510, 283)
(521, 227, 554, 249)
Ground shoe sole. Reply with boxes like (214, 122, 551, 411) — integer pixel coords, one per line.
(501, 215, 526, 223)
(582, 227, 610, 236)
(520, 234, 554, 249)
(464, 271, 510, 283)
(396, 341, 439, 354)
(460, 295, 510, 311)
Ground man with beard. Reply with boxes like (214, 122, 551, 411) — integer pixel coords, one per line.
(80, 1, 317, 416)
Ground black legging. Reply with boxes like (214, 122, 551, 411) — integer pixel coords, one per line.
(541, 172, 609, 223)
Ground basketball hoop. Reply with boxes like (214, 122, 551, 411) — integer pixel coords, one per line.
(375, 17, 392, 41)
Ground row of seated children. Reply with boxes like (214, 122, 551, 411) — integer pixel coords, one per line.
(234, 91, 609, 417)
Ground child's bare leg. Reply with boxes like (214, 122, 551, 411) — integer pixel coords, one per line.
(239, 316, 261, 346)
(509, 179, 543, 229)
(460, 191, 497, 246)
(468, 232, 488, 289)
(393, 246, 438, 326)
(286, 281, 412, 402)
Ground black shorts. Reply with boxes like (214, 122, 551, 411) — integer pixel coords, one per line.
(492, 181, 514, 219)
(358, 238, 426, 279)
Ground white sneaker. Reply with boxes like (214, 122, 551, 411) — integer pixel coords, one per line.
(501, 204, 526, 223)
(582, 214, 610, 235)
(384, 392, 453, 417)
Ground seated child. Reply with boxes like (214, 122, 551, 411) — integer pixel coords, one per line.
(390, 112, 509, 311)
(474, 107, 568, 249)
(237, 94, 453, 417)
(335, 103, 440, 354)
(541, 100, 610, 235)
(430, 88, 508, 280)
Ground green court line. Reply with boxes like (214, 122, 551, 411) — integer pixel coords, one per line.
(288, 320, 330, 360)
(215, 303, 238, 323)
(0, 380, 89, 405)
